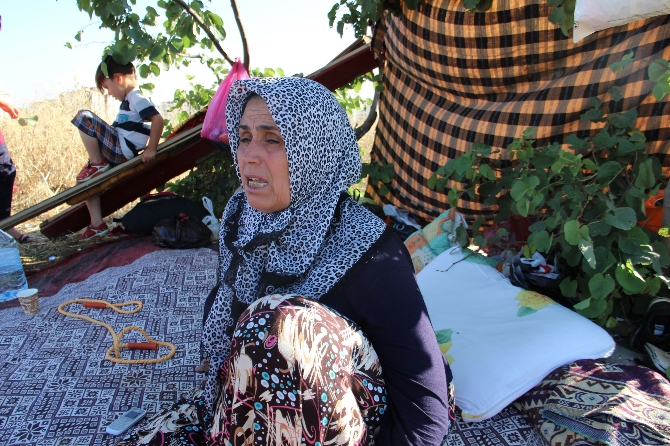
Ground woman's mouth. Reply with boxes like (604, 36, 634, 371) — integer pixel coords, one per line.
(247, 177, 268, 189)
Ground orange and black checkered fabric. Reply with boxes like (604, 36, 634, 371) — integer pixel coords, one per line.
(369, 0, 670, 222)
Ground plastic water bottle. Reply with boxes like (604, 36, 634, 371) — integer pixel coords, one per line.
(0, 229, 27, 301)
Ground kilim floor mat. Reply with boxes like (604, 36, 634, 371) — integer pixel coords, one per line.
(0, 248, 217, 445)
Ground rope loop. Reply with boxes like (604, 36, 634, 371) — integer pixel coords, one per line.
(58, 299, 176, 365)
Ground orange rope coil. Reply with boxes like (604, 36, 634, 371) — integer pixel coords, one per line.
(57, 299, 176, 364)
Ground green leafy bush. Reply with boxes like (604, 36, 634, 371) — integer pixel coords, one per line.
(428, 88, 670, 327)
(158, 149, 238, 218)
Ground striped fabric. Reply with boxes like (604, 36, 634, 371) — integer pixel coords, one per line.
(369, 0, 670, 222)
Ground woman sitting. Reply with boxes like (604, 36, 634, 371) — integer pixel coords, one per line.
(121, 77, 453, 446)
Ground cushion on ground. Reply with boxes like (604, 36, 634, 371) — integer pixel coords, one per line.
(415, 244, 615, 422)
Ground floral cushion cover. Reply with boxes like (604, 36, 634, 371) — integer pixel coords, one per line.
(406, 210, 615, 422)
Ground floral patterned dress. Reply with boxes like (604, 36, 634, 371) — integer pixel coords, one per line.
(118, 295, 388, 446)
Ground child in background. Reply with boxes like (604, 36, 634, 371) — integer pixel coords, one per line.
(0, 98, 34, 243)
(72, 55, 164, 240)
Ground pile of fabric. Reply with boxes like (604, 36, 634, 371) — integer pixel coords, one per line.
(369, 0, 670, 221)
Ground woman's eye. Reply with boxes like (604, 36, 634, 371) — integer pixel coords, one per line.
(239, 136, 251, 143)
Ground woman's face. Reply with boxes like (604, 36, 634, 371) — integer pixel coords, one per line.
(237, 96, 291, 213)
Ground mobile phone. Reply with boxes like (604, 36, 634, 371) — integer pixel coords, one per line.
(105, 407, 147, 436)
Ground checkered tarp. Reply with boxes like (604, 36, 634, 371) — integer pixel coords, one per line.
(369, 0, 670, 222)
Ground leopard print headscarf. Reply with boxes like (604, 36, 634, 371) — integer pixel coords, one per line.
(202, 77, 386, 406)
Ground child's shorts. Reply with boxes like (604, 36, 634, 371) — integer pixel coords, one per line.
(71, 110, 128, 165)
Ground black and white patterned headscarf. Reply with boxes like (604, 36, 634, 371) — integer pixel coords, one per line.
(202, 77, 386, 406)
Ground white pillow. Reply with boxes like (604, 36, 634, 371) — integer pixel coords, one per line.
(416, 247, 615, 422)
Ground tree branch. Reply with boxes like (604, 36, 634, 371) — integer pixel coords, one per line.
(355, 89, 379, 140)
(229, 0, 250, 71)
(171, 0, 235, 66)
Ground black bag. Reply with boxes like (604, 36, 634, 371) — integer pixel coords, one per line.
(152, 213, 213, 249)
(122, 193, 208, 235)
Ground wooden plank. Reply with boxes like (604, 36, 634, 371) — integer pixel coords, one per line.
(40, 138, 219, 238)
(35, 42, 379, 238)
(0, 125, 202, 231)
(306, 44, 379, 91)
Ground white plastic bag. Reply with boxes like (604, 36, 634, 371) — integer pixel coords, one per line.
(574, 0, 670, 43)
(202, 197, 220, 241)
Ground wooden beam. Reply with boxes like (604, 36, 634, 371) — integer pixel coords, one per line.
(307, 44, 379, 91)
(40, 138, 219, 238)
(0, 125, 202, 231)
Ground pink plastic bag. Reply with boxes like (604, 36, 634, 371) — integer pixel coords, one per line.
(201, 58, 250, 143)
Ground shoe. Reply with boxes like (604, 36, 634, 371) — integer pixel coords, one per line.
(16, 233, 34, 244)
(78, 223, 109, 240)
(76, 159, 110, 183)
(631, 297, 670, 352)
(644, 343, 670, 376)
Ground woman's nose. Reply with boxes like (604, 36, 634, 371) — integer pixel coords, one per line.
(238, 139, 261, 163)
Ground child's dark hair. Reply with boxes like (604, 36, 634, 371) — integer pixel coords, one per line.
(95, 55, 136, 93)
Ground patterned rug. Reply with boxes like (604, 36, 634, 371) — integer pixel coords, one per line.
(0, 246, 546, 446)
(0, 248, 218, 446)
(445, 405, 549, 446)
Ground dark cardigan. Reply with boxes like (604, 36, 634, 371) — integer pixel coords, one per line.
(320, 227, 452, 446)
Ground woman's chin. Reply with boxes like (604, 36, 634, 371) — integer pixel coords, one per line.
(246, 196, 289, 214)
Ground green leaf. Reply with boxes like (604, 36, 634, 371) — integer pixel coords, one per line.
(564, 220, 580, 245)
(603, 207, 637, 230)
(454, 156, 471, 177)
(582, 108, 606, 123)
(652, 79, 670, 101)
(65, 42, 73, 49)
(618, 227, 649, 254)
(435, 329, 453, 344)
(615, 262, 646, 293)
(608, 85, 623, 102)
(609, 51, 635, 73)
(588, 221, 611, 237)
(560, 277, 578, 297)
(648, 59, 670, 82)
(588, 273, 615, 299)
(580, 236, 596, 269)
(448, 187, 459, 209)
(588, 97, 603, 109)
(597, 161, 623, 185)
(478, 163, 496, 181)
(529, 230, 551, 253)
(563, 244, 583, 267)
(511, 181, 529, 200)
(139, 83, 155, 95)
(138, 64, 150, 78)
(150, 45, 166, 61)
(634, 158, 656, 190)
(18, 115, 38, 126)
(651, 241, 670, 266)
(574, 297, 608, 319)
(529, 221, 548, 232)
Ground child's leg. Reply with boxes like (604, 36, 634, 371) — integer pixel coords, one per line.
(71, 110, 127, 165)
(85, 195, 104, 227)
(79, 132, 104, 164)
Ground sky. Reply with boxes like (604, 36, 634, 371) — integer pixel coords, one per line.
(0, 1, 362, 107)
